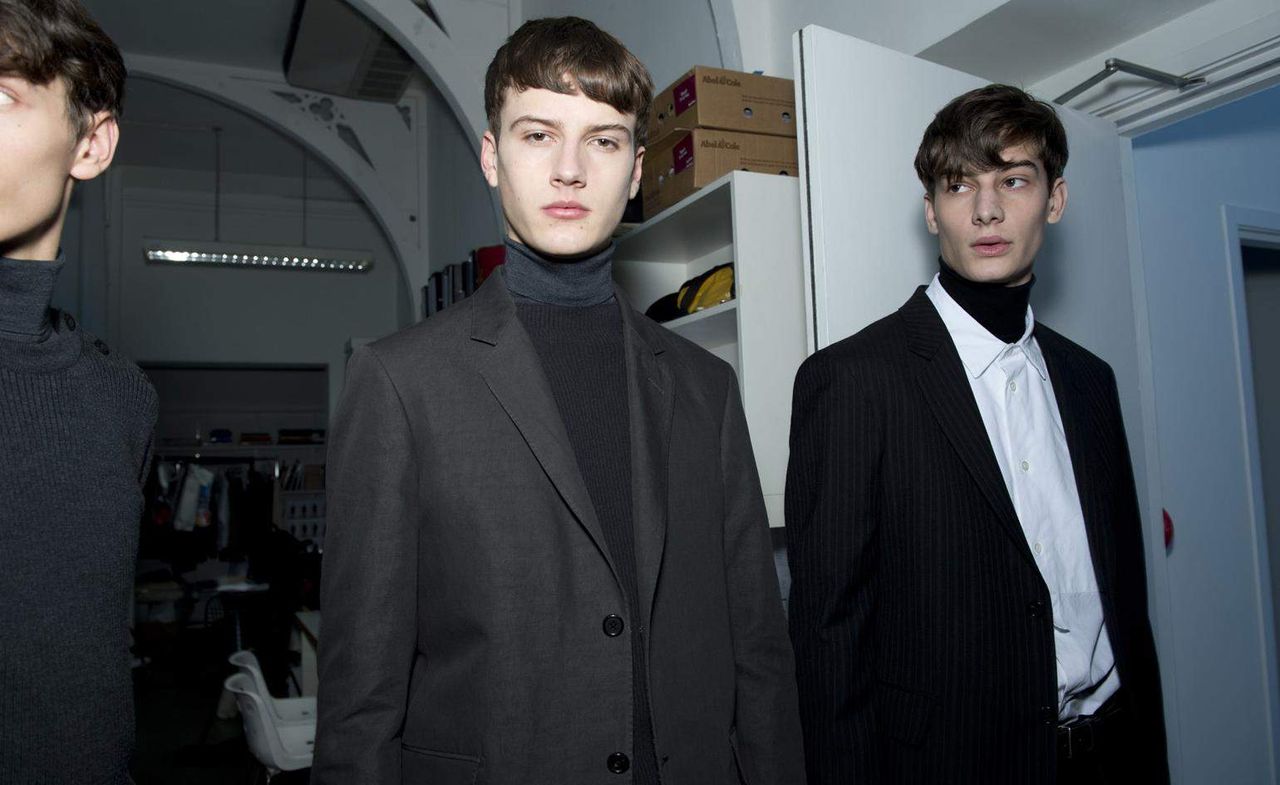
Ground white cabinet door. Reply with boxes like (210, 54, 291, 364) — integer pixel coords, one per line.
(793, 23, 1191, 781)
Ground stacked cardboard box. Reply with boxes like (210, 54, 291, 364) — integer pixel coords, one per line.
(641, 66, 798, 219)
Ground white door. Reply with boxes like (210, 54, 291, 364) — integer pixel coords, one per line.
(792, 23, 1187, 780)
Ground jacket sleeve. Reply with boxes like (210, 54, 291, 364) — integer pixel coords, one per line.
(785, 351, 881, 783)
(1100, 363, 1170, 782)
(719, 369, 808, 784)
(312, 346, 419, 785)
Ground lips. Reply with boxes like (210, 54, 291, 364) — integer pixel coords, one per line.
(972, 236, 1011, 257)
(542, 201, 590, 220)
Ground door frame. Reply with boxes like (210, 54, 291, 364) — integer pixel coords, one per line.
(1223, 204, 1280, 778)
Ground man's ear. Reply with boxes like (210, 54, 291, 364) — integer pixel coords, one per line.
(480, 130, 500, 188)
(1046, 177, 1068, 225)
(629, 145, 645, 200)
(923, 193, 939, 236)
(69, 111, 119, 182)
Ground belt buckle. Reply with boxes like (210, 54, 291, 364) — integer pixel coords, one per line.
(1059, 719, 1096, 760)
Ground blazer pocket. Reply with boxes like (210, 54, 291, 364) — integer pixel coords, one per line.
(873, 680, 936, 748)
(401, 744, 482, 785)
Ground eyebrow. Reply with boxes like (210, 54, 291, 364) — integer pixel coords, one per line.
(509, 115, 562, 133)
(508, 115, 633, 141)
(996, 159, 1039, 172)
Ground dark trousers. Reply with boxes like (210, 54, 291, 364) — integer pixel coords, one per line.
(1057, 691, 1156, 784)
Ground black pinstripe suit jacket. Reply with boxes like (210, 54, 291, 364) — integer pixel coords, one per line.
(785, 287, 1168, 784)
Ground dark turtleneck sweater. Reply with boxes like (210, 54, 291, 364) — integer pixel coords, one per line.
(937, 257, 1035, 343)
(0, 256, 157, 784)
(505, 239, 660, 783)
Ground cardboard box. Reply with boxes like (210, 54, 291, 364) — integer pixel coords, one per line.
(642, 128, 798, 219)
(648, 66, 796, 145)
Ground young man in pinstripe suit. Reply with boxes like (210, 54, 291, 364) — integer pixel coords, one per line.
(785, 84, 1167, 784)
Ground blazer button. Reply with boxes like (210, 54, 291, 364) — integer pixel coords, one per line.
(602, 614, 625, 637)
(1038, 705, 1056, 725)
(607, 752, 630, 774)
(1027, 600, 1046, 619)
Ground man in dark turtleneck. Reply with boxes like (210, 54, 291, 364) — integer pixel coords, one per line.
(786, 85, 1167, 785)
(0, 2, 157, 783)
(313, 17, 804, 785)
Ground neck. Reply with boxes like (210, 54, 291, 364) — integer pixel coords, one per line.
(503, 238, 616, 307)
(0, 255, 64, 342)
(937, 257, 1034, 343)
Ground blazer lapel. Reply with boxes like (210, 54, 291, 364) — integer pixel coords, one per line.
(1037, 331, 1115, 596)
(902, 288, 1037, 568)
(471, 273, 619, 583)
(619, 291, 674, 634)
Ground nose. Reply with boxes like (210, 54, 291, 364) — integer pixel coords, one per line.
(552, 142, 586, 189)
(972, 187, 1004, 225)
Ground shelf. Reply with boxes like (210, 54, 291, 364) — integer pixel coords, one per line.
(661, 301, 738, 347)
(157, 443, 326, 459)
(614, 172, 733, 262)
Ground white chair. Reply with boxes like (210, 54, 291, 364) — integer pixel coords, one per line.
(225, 672, 314, 780)
(228, 649, 317, 725)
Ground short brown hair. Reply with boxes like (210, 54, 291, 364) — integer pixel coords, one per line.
(484, 17, 653, 146)
(0, 0, 126, 139)
(914, 84, 1067, 196)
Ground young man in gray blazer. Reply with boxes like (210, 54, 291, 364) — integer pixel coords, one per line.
(313, 17, 804, 785)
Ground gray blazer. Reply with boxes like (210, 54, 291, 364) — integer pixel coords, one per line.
(312, 271, 804, 785)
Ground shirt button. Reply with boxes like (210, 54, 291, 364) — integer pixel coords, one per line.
(1020, 460, 1031, 472)
(1033, 541, 1043, 554)
(602, 615, 625, 637)
(1009, 380, 1017, 392)
(607, 752, 630, 774)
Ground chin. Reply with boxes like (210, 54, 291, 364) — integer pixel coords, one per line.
(961, 259, 1031, 285)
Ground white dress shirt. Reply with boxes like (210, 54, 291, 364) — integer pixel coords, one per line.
(926, 274, 1119, 720)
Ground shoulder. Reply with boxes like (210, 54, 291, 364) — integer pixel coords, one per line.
(1034, 322, 1115, 382)
(799, 309, 908, 382)
(62, 313, 156, 396)
(363, 295, 476, 369)
(56, 312, 158, 430)
(631, 309, 738, 393)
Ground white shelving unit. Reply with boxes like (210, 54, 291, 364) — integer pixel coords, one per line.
(614, 170, 807, 528)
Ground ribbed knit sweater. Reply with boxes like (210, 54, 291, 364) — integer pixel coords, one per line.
(506, 239, 661, 783)
(0, 256, 157, 785)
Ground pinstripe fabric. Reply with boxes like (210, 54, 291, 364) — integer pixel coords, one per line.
(786, 287, 1167, 785)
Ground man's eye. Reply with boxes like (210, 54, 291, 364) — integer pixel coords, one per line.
(525, 132, 550, 143)
(0, 91, 14, 106)
(947, 182, 970, 193)
(1005, 176, 1028, 188)
(592, 137, 620, 150)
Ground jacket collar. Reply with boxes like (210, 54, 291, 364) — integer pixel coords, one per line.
(469, 269, 673, 628)
(901, 286, 1038, 569)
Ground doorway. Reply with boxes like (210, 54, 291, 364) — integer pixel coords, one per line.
(1244, 242, 1280, 669)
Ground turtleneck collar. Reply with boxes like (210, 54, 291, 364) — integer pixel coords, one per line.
(0, 255, 63, 343)
(936, 256, 1034, 344)
(502, 238, 616, 308)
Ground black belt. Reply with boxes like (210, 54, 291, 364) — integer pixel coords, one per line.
(1057, 695, 1124, 761)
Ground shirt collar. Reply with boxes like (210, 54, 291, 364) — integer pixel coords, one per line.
(925, 274, 1047, 381)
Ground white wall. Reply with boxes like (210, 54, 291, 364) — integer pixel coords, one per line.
(734, 0, 1005, 78)
(1131, 82, 1280, 783)
(111, 166, 408, 414)
(419, 81, 502, 280)
(1031, 0, 1280, 116)
(520, 0, 726, 91)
